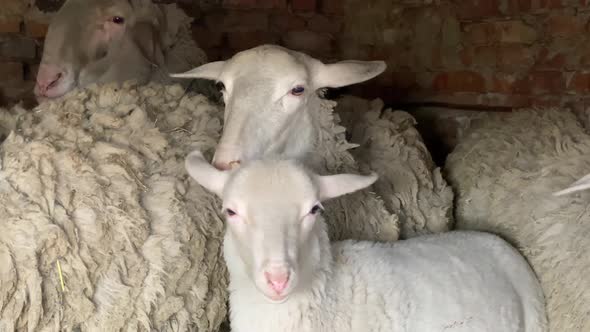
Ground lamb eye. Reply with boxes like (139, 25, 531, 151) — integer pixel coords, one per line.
(291, 86, 305, 96)
(225, 208, 236, 217)
(309, 204, 322, 215)
(112, 16, 125, 24)
(216, 81, 225, 92)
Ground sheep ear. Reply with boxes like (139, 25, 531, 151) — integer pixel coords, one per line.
(170, 61, 225, 80)
(130, 22, 166, 69)
(185, 150, 229, 196)
(553, 173, 590, 196)
(316, 173, 378, 201)
(312, 60, 386, 89)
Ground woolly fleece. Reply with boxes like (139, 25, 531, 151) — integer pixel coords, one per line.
(445, 108, 590, 332)
(335, 96, 454, 238)
(0, 83, 399, 331)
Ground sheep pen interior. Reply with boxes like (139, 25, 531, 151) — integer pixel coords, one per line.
(1, 0, 590, 331)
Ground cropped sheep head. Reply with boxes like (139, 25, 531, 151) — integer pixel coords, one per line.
(185, 150, 377, 302)
(172, 45, 386, 170)
(35, 0, 165, 100)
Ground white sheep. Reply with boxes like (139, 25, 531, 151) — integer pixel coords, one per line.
(34, 0, 208, 101)
(185, 150, 548, 332)
(173, 44, 453, 238)
(445, 108, 590, 331)
(171, 44, 386, 170)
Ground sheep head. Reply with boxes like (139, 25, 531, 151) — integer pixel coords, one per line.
(172, 45, 387, 171)
(184, 150, 377, 302)
(34, 0, 167, 101)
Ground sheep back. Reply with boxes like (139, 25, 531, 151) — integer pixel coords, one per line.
(445, 108, 590, 332)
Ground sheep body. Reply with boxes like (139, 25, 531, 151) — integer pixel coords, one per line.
(445, 108, 590, 331)
(0, 82, 403, 330)
(182, 156, 546, 332)
(229, 231, 547, 332)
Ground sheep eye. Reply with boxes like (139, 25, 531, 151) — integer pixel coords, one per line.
(225, 208, 236, 217)
(291, 86, 305, 96)
(309, 204, 322, 215)
(216, 81, 225, 92)
(112, 16, 125, 24)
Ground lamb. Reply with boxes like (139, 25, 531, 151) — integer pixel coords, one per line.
(184, 150, 548, 332)
(445, 108, 590, 331)
(34, 0, 209, 101)
(173, 44, 453, 238)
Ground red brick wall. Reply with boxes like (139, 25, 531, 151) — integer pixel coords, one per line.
(2, 0, 590, 111)
(0, 0, 48, 106)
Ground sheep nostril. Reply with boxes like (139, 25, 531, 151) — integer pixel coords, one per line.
(229, 160, 241, 170)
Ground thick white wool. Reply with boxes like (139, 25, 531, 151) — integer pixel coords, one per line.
(0, 82, 227, 331)
(335, 96, 454, 238)
(445, 108, 590, 332)
(0, 84, 399, 330)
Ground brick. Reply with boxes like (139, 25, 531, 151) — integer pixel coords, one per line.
(192, 26, 224, 48)
(25, 19, 49, 38)
(536, 48, 567, 69)
(463, 23, 495, 45)
(493, 20, 538, 44)
(292, 0, 316, 12)
(497, 44, 536, 69)
(491, 73, 518, 93)
(432, 71, 486, 92)
(307, 14, 341, 34)
(205, 10, 269, 32)
(0, 0, 28, 16)
(0, 36, 37, 60)
(321, 0, 344, 15)
(223, 0, 287, 9)
(460, 46, 496, 68)
(283, 30, 332, 55)
(455, 0, 501, 20)
(513, 71, 565, 94)
(0, 62, 24, 84)
(0, 16, 21, 34)
(546, 13, 583, 37)
(568, 72, 590, 93)
(227, 30, 279, 50)
(270, 13, 306, 31)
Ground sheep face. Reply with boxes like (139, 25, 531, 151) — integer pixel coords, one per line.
(173, 45, 386, 170)
(35, 0, 163, 100)
(184, 150, 377, 303)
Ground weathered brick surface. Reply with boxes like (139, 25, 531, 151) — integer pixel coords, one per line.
(0, 16, 22, 34)
(3, 0, 590, 109)
(0, 62, 23, 84)
(0, 36, 37, 60)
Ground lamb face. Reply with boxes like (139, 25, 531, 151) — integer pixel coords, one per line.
(35, 0, 166, 101)
(184, 150, 377, 302)
(173, 45, 386, 170)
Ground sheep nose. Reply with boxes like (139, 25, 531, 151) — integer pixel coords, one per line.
(264, 268, 290, 294)
(213, 160, 240, 171)
(35, 64, 64, 96)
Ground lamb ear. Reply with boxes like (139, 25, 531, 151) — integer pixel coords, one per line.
(316, 173, 378, 201)
(312, 60, 387, 89)
(553, 173, 590, 196)
(170, 61, 225, 80)
(185, 150, 229, 196)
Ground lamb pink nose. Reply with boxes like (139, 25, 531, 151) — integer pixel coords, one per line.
(265, 270, 290, 293)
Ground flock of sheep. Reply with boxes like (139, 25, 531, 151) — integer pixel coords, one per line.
(0, 0, 589, 331)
